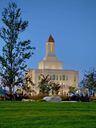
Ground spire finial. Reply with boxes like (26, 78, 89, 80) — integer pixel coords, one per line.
(48, 35, 54, 42)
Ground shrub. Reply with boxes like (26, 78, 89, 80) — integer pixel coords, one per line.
(60, 95, 69, 101)
(31, 94, 47, 100)
(90, 96, 96, 102)
(0, 96, 5, 101)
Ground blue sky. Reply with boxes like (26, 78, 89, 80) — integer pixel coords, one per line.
(0, 0, 96, 80)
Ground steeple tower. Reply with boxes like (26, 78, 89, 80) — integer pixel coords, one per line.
(38, 35, 63, 70)
(46, 35, 55, 56)
(48, 35, 54, 42)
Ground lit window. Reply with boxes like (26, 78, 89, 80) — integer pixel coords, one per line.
(66, 76, 68, 80)
(38, 75, 40, 80)
(74, 76, 76, 82)
(62, 75, 65, 80)
(51, 75, 55, 80)
(56, 75, 58, 80)
(60, 75, 62, 80)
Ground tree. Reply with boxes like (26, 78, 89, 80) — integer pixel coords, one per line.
(38, 74, 51, 95)
(16, 75, 36, 98)
(23, 74, 36, 96)
(51, 82, 60, 95)
(81, 69, 96, 96)
(68, 86, 76, 95)
(0, 2, 35, 95)
(38, 74, 61, 95)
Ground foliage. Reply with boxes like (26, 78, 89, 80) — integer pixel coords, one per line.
(16, 74, 36, 98)
(60, 95, 69, 101)
(38, 74, 61, 95)
(31, 94, 47, 100)
(90, 96, 96, 102)
(81, 69, 96, 96)
(38, 74, 51, 95)
(23, 75, 36, 95)
(79, 87, 89, 96)
(51, 82, 61, 95)
(68, 86, 77, 95)
(0, 2, 35, 94)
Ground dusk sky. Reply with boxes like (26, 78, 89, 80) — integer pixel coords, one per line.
(0, 0, 96, 80)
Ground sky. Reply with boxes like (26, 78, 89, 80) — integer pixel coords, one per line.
(0, 0, 96, 81)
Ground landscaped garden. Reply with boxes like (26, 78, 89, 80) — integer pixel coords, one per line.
(0, 101, 96, 128)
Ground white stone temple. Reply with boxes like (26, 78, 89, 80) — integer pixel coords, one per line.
(27, 35, 79, 95)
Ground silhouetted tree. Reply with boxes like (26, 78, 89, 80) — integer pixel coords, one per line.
(68, 86, 76, 95)
(38, 74, 51, 95)
(16, 75, 36, 99)
(81, 69, 96, 96)
(51, 82, 60, 95)
(0, 2, 35, 95)
(38, 74, 61, 95)
(23, 75, 36, 96)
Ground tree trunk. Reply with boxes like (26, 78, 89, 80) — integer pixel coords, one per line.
(9, 86, 14, 100)
(9, 86, 13, 94)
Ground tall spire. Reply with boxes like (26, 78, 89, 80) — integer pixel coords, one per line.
(38, 35, 63, 70)
(47, 35, 54, 42)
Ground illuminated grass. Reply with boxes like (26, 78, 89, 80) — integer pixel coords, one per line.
(0, 101, 96, 128)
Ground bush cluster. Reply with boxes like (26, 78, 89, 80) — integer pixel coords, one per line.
(1, 93, 96, 102)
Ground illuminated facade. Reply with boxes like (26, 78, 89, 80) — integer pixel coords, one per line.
(27, 35, 79, 95)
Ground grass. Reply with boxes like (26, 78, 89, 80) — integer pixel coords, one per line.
(0, 101, 96, 128)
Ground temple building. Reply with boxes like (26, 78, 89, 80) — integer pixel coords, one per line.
(27, 35, 79, 95)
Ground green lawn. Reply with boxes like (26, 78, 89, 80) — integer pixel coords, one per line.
(0, 101, 96, 128)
